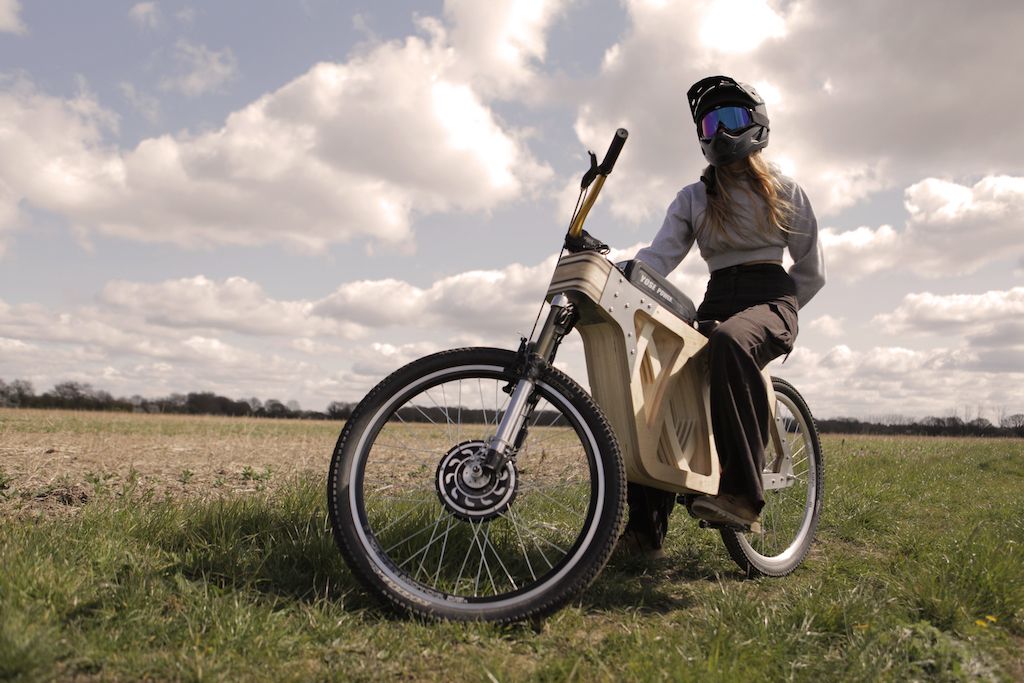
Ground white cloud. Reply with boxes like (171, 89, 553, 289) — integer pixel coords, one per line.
(782, 289, 1024, 418)
(314, 255, 559, 339)
(821, 175, 1024, 281)
(346, 341, 443, 380)
(128, 2, 160, 30)
(160, 40, 238, 97)
(819, 224, 901, 280)
(0, 177, 20, 255)
(119, 82, 160, 123)
(0, 336, 33, 352)
(699, 0, 786, 54)
(872, 288, 1024, 369)
(444, 0, 571, 97)
(568, 0, 1024, 223)
(0, 9, 557, 253)
(807, 314, 844, 338)
(875, 288, 1024, 335)
(0, 0, 25, 34)
(902, 176, 1024, 276)
(100, 276, 365, 338)
(778, 343, 1024, 421)
(2, 244, 1024, 417)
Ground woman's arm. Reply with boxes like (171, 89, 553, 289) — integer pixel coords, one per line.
(786, 182, 826, 308)
(634, 190, 696, 277)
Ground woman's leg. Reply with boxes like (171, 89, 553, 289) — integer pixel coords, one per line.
(621, 482, 677, 554)
(705, 301, 797, 513)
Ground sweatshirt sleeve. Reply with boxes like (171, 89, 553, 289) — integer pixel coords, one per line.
(633, 189, 696, 277)
(785, 182, 826, 309)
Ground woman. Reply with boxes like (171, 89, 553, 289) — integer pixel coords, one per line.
(622, 75, 826, 556)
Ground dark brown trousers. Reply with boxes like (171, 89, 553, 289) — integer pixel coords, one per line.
(624, 263, 799, 549)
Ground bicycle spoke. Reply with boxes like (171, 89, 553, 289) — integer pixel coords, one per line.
(512, 518, 569, 556)
(431, 514, 457, 589)
(371, 496, 435, 537)
(425, 386, 454, 445)
(470, 521, 497, 596)
(411, 402, 440, 426)
(508, 507, 555, 569)
(505, 509, 538, 582)
(384, 512, 445, 555)
(411, 510, 449, 579)
(517, 485, 585, 517)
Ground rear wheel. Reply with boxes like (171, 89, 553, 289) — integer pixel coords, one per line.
(327, 347, 626, 623)
(721, 377, 823, 577)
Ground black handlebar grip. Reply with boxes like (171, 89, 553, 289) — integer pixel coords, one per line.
(598, 128, 628, 175)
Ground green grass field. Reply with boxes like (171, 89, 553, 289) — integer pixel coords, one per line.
(1, 409, 1022, 681)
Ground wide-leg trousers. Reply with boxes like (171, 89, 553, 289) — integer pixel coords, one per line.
(624, 263, 800, 549)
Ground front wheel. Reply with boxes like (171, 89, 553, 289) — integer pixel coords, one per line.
(327, 347, 626, 623)
(721, 377, 824, 577)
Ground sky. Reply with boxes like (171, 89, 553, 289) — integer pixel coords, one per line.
(0, 0, 1022, 422)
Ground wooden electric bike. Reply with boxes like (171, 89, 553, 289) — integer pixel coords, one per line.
(327, 130, 823, 623)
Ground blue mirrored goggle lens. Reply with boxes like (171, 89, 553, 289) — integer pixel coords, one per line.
(700, 106, 753, 139)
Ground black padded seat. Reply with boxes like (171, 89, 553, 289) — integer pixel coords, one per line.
(618, 260, 697, 323)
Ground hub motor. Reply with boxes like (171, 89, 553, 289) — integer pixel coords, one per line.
(435, 440, 517, 522)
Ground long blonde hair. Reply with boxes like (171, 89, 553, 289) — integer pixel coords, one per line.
(698, 152, 794, 242)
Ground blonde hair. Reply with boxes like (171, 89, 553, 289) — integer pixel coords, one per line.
(698, 152, 795, 242)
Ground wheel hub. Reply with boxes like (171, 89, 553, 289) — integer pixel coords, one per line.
(436, 440, 517, 522)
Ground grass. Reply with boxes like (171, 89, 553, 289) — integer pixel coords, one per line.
(0, 411, 1022, 681)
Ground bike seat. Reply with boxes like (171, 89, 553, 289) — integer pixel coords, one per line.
(617, 260, 697, 323)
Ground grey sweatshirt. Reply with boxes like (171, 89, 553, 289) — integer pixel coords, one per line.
(634, 175, 826, 309)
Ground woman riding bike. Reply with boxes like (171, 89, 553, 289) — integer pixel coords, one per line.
(621, 75, 826, 556)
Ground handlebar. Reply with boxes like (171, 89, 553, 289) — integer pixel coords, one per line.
(598, 128, 628, 175)
(568, 128, 628, 238)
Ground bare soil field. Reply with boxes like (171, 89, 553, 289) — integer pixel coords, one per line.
(0, 408, 584, 515)
(0, 408, 340, 514)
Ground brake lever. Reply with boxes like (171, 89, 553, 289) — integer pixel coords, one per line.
(580, 151, 599, 189)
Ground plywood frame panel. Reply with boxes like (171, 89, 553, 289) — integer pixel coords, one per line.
(547, 253, 721, 494)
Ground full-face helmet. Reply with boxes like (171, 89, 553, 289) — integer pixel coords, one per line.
(687, 75, 770, 167)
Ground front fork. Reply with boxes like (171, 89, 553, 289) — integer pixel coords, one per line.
(481, 294, 576, 473)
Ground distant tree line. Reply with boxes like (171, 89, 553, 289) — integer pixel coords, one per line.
(817, 415, 1024, 438)
(1, 377, 1022, 436)
(0, 377, 335, 420)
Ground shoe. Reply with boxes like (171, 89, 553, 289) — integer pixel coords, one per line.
(615, 528, 667, 560)
(690, 494, 762, 533)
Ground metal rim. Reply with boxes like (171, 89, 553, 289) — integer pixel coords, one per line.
(737, 389, 818, 568)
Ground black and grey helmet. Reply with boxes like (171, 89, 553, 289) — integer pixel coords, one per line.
(687, 75, 770, 167)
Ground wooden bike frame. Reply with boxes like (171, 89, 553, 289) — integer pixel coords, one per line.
(545, 251, 791, 495)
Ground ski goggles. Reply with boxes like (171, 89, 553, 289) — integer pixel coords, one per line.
(699, 106, 753, 139)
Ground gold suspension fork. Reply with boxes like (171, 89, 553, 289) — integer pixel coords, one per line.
(568, 175, 607, 238)
(568, 128, 627, 239)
